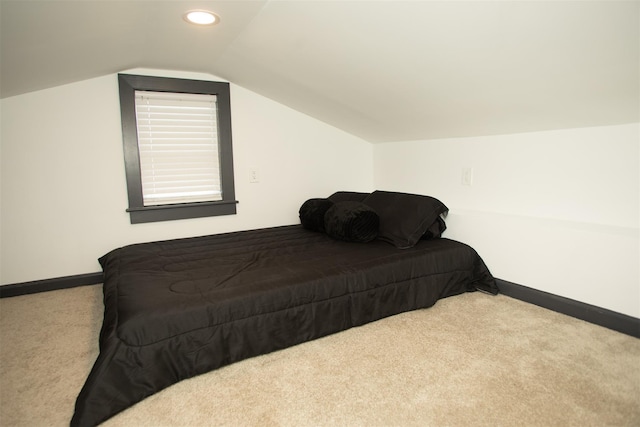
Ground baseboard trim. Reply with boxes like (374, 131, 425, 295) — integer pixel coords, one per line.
(0, 272, 103, 298)
(2, 274, 638, 338)
(496, 278, 640, 338)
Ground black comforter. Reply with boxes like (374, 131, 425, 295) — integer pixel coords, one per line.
(72, 225, 497, 426)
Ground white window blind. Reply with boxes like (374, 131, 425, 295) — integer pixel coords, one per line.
(134, 90, 222, 206)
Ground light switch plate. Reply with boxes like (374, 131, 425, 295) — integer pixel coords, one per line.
(462, 167, 474, 186)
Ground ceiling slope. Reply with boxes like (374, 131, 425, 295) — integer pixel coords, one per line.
(1, 0, 638, 143)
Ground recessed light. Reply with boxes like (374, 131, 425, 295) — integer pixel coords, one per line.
(183, 10, 219, 26)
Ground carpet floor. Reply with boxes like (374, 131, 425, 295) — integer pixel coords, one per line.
(1, 284, 639, 426)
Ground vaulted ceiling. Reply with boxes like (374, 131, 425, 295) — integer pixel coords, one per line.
(1, 0, 638, 143)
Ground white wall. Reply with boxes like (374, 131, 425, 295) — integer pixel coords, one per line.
(0, 69, 373, 285)
(2, 68, 638, 319)
(374, 124, 640, 317)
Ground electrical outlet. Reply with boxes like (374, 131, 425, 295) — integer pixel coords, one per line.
(249, 168, 260, 183)
(462, 167, 474, 186)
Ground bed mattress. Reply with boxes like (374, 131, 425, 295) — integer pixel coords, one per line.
(72, 224, 497, 426)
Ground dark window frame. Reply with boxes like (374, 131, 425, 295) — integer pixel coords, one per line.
(118, 74, 237, 224)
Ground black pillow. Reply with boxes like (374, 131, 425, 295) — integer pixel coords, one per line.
(323, 201, 379, 243)
(299, 198, 335, 232)
(327, 191, 370, 203)
(362, 190, 448, 249)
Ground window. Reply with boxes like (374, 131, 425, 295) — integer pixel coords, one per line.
(118, 74, 237, 223)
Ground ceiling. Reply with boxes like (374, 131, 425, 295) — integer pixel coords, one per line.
(1, 0, 638, 143)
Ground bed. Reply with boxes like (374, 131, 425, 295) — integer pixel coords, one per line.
(71, 191, 498, 426)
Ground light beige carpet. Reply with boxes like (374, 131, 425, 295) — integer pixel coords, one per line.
(1, 284, 639, 427)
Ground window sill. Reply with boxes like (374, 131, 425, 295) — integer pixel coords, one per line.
(127, 200, 238, 224)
